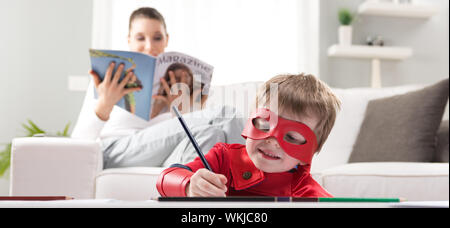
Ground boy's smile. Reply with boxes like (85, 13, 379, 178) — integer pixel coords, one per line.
(257, 147, 281, 160)
(245, 110, 319, 173)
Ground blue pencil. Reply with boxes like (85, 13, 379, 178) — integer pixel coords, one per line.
(172, 106, 213, 171)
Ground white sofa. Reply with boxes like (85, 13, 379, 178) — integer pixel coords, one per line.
(9, 82, 449, 201)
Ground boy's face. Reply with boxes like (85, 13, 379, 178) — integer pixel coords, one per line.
(245, 111, 319, 173)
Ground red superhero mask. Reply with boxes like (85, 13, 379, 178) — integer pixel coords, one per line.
(241, 108, 318, 165)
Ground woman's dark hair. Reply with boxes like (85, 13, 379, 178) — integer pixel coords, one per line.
(129, 7, 167, 34)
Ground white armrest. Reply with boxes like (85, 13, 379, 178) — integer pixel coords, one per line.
(10, 137, 102, 199)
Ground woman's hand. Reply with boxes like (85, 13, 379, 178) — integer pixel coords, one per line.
(151, 70, 189, 118)
(186, 169, 228, 197)
(90, 62, 142, 121)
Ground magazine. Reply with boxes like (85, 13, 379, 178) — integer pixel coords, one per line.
(89, 49, 214, 121)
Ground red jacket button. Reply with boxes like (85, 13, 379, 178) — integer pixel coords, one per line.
(242, 171, 252, 180)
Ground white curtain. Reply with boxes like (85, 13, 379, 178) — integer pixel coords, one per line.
(91, 0, 319, 85)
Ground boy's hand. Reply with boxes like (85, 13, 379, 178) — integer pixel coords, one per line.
(186, 169, 228, 197)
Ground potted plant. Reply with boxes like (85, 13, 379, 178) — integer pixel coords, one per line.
(338, 8, 355, 46)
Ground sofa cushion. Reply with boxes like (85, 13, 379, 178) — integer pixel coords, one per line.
(95, 167, 164, 200)
(320, 162, 449, 201)
(311, 84, 424, 172)
(349, 79, 449, 163)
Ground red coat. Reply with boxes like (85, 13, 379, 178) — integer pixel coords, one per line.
(157, 143, 333, 197)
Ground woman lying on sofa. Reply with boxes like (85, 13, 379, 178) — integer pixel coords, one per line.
(72, 7, 245, 168)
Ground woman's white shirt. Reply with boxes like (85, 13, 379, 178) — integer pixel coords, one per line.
(71, 81, 172, 140)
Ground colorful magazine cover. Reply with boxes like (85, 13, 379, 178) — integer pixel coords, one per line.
(89, 49, 214, 121)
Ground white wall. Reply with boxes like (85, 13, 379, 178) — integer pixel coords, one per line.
(319, 0, 449, 88)
(319, 0, 449, 119)
(0, 0, 93, 144)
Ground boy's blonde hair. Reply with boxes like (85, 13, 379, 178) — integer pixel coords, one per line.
(256, 73, 341, 153)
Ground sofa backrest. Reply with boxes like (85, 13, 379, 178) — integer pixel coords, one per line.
(207, 82, 426, 172)
(206, 81, 264, 120)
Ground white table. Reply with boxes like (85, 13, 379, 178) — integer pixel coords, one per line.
(0, 199, 448, 208)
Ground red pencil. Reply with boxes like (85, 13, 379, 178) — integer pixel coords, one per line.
(0, 196, 74, 201)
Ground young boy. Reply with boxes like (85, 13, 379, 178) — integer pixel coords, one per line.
(156, 74, 341, 197)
